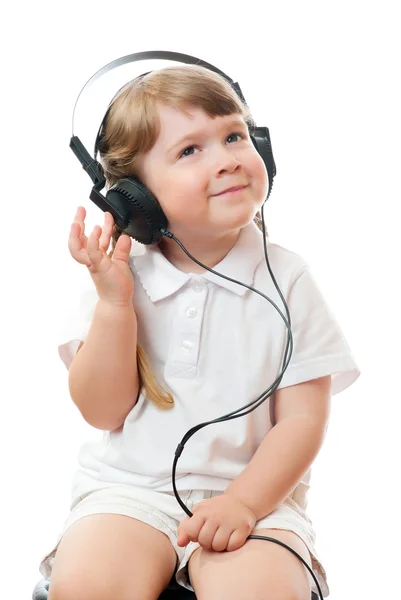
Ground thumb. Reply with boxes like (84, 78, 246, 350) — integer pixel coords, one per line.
(177, 521, 190, 547)
(177, 531, 190, 547)
(112, 234, 132, 263)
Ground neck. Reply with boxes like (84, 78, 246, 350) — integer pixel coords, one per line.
(159, 229, 241, 274)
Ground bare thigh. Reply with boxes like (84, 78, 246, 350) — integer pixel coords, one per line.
(48, 513, 177, 600)
(188, 528, 313, 600)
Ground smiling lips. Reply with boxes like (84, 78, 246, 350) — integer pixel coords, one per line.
(213, 185, 248, 196)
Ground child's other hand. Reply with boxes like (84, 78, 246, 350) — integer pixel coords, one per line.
(68, 206, 134, 306)
(177, 495, 256, 552)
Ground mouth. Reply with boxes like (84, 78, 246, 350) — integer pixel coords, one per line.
(213, 185, 248, 196)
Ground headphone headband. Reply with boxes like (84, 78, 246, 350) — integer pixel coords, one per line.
(72, 50, 247, 140)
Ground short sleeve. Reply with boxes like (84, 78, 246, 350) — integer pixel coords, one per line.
(58, 286, 99, 370)
(276, 266, 361, 395)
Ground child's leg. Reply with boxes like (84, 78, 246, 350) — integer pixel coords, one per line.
(188, 527, 312, 600)
(48, 513, 177, 600)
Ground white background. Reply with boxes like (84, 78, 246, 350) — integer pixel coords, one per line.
(1, 1, 399, 599)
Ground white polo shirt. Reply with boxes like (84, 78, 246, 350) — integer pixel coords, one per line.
(59, 221, 360, 509)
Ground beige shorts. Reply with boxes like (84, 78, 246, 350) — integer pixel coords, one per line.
(39, 485, 329, 597)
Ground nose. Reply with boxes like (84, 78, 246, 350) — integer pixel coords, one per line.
(215, 147, 242, 176)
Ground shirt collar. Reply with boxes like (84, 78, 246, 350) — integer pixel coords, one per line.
(130, 221, 266, 303)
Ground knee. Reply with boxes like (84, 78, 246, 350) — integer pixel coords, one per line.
(48, 576, 142, 600)
(48, 579, 90, 600)
(262, 581, 310, 600)
(48, 577, 109, 600)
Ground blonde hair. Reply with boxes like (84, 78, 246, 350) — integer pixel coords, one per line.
(98, 65, 268, 409)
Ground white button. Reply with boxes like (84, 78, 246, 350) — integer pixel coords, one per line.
(186, 307, 197, 319)
(182, 340, 193, 352)
(190, 280, 205, 293)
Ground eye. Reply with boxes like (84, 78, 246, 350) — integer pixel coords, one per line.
(180, 145, 198, 158)
(226, 132, 244, 143)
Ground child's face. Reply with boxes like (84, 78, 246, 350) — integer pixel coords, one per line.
(135, 103, 268, 238)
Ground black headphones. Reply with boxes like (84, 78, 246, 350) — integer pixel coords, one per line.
(70, 50, 277, 245)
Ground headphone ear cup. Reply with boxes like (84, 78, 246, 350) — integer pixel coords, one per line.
(106, 177, 168, 244)
(250, 126, 277, 199)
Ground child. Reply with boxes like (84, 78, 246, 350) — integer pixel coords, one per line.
(40, 65, 360, 599)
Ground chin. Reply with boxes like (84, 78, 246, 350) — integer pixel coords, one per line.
(226, 209, 258, 230)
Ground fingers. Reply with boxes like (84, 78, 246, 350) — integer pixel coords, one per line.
(99, 212, 114, 252)
(177, 516, 191, 547)
(86, 224, 106, 268)
(177, 514, 205, 547)
(73, 206, 87, 238)
(111, 233, 132, 263)
(225, 528, 248, 552)
(69, 207, 132, 270)
(197, 520, 220, 551)
(69, 207, 111, 269)
(177, 532, 190, 548)
(68, 206, 91, 266)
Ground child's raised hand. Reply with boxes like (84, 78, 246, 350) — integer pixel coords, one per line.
(177, 495, 256, 552)
(68, 206, 134, 306)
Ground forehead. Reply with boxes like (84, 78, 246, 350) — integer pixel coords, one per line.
(155, 103, 246, 141)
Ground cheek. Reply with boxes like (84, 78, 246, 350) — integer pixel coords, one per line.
(154, 175, 205, 221)
(160, 173, 205, 206)
(251, 155, 269, 196)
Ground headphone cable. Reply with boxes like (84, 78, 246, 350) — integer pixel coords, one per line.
(160, 203, 324, 599)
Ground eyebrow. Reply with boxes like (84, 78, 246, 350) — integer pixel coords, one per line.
(166, 117, 248, 155)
